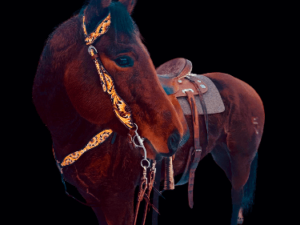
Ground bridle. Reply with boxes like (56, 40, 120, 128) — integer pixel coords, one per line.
(52, 10, 157, 225)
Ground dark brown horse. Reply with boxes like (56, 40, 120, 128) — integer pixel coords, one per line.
(33, 0, 185, 224)
(166, 71, 264, 225)
(32, 1, 265, 225)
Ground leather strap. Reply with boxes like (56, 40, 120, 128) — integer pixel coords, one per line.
(186, 76, 209, 142)
(133, 166, 148, 225)
(141, 161, 157, 225)
(175, 146, 194, 185)
(185, 91, 202, 209)
(186, 91, 201, 151)
(152, 159, 162, 225)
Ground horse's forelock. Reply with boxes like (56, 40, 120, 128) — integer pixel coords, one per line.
(109, 1, 137, 37)
(80, 1, 138, 42)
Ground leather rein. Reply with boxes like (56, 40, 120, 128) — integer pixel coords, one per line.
(52, 11, 157, 225)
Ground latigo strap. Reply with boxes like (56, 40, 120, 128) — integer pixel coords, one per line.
(185, 90, 202, 208)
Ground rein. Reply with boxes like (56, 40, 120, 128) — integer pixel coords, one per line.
(52, 10, 156, 225)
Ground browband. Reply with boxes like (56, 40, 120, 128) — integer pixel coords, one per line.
(82, 13, 111, 45)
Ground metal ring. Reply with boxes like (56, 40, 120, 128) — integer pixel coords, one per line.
(132, 135, 141, 148)
(133, 123, 138, 132)
(88, 45, 98, 55)
(141, 159, 150, 168)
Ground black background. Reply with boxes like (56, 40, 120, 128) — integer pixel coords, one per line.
(19, 0, 289, 224)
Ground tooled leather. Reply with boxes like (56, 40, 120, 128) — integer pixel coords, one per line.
(185, 91, 202, 209)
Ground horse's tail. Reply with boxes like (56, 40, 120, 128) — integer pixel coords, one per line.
(241, 152, 259, 214)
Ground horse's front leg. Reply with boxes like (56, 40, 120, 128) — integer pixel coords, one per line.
(231, 188, 244, 225)
(238, 208, 244, 224)
(93, 190, 135, 225)
(79, 186, 136, 225)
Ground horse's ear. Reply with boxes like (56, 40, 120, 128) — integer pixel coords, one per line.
(88, 0, 112, 15)
(92, 0, 111, 8)
(119, 0, 137, 14)
(85, 0, 112, 30)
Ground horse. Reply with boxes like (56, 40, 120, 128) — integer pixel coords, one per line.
(32, 1, 265, 225)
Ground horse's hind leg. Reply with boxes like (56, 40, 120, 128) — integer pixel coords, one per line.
(211, 138, 259, 225)
(212, 138, 259, 224)
(211, 143, 232, 182)
(228, 155, 250, 225)
(211, 144, 243, 223)
(226, 131, 260, 225)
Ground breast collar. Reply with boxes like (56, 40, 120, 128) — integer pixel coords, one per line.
(53, 11, 150, 173)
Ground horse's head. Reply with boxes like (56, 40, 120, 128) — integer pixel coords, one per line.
(63, 0, 184, 159)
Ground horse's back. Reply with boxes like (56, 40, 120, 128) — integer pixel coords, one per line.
(204, 72, 264, 155)
(204, 72, 264, 118)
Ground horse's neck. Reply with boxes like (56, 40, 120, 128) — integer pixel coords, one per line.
(104, 132, 142, 186)
(51, 111, 102, 162)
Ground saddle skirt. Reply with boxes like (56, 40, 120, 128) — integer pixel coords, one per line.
(177, 74, 225, 115)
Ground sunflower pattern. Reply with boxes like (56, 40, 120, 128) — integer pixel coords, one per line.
(60, 129, 113, 167)
(82, 13, 111, 45)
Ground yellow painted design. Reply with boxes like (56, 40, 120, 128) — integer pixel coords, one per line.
(88, 47, 134, 129)
(60, 129, 113, 167)
(82, 15, 88, 36)
(82, 13, 111, 45)
(100, 63, 134, 129)
(83, 11, 134, 130)
(94, 57, 107, 92)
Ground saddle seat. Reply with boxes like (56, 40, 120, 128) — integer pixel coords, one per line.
(157, 58, 208, 96)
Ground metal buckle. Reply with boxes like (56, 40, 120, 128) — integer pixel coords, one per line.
(182, 88, 194, 94)
(88, 45, 98, 55)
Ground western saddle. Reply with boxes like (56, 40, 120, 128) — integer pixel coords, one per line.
(152, 58, 209, 225)
(157, 58, 208, 96)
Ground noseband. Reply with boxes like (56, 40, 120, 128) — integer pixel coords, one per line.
(52, 10, 156, 225)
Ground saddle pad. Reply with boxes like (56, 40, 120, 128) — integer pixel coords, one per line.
(177, 75, 225, 115)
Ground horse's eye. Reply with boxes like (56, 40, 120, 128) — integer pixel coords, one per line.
(115, 56, 134, 68)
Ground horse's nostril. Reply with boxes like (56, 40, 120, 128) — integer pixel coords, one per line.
(167, 129, 180, 155)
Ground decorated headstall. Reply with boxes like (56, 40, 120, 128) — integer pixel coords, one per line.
(51, 11, 160, 222)
(53, 11, 151, 173)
